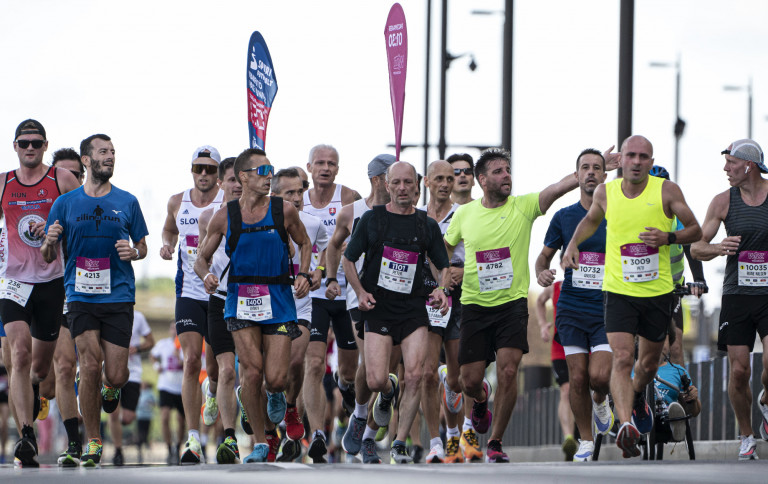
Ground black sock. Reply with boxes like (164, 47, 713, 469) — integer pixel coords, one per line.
(22, 424, 35, 441)
(64, 418, 80, 444)
(266, 428, 278, 437)
(224, 428, 236, 439)
(32, 383, 40, 418)
(287, 402, 296, 408)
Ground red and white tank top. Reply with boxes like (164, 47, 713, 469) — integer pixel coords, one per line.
(303, 184, 346, 300)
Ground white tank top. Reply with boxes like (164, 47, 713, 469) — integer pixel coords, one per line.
(175, 188, 224, 301)
(293, 211, 328, 318)
(303, 184, 347, 299)
(210, 215, 229, 300)
(346, 199, 371, 310)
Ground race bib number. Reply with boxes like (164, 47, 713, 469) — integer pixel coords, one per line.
(620, 243, 659, 282)
(476, 248, 513, 292)
(75, 257, 111, 294)
(378, 246, 418, 294)
(427, 296, 452, 328)
(572, 251, 604, 289)
(0, 278, 33, 306)
(186, 235, 199, 271)
(738, 251, 768, 286)
(236, 284, 273, 321)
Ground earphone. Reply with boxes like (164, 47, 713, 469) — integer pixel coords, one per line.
(745, 166, 750, 174)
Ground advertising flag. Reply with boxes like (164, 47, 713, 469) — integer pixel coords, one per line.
(384, 4, 408, 160)
(247, 31, 278, 150)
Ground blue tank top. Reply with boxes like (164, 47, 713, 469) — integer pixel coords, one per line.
(223, 199, 296, 324)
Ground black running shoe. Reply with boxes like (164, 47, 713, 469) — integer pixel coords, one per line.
(58, 440, 82, 467)
(307, 432, 327, 463)
(334, 371, 356, 417)
(101, 384, 121, 414)
(14, 437, 39, 467)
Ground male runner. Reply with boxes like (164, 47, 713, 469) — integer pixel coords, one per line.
(151, 322, 186, 464)
(160, 145, 223, 463)
(1, 119, 79, 466)
(343, 161, 450, 464)
(197, 148, 312, 463)
(42, 133, 148, 466)
(447, 153, 475, 205)
(302, 144, 361, 461)
(536, 148, 616, 461)
(562, 135, 701, 458)
(690, 139, 768, 460)
(445, 148, 582, 463)
(327, 154, 393, 464)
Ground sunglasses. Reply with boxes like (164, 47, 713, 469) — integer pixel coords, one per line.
(191, 164, 218, 175)
(242, 164, 274, 176)
(16, 139, 45, 149)
(454, 167, 473, 176)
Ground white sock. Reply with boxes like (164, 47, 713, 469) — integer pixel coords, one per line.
(447, 426, 460, 438)
(353, 402, 368, 419)
(207, 385, 216, 398)
(189, 430, 200, 442)
(314, 429, 326, 441)
(430, 437, 442, 449)
(363, 426, 377, 441)
(463, 417, 473, 432)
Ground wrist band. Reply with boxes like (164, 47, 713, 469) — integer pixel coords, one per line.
(134, 247, 140, 259)
(204, 273, 215, 283)
(317, 265, 325, 272)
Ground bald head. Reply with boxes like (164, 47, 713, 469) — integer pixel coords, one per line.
(386, 161, 418, 183)
(427, 160, 452, 177)
(425, 160, 455, 203)
(621, 135, 653, 158)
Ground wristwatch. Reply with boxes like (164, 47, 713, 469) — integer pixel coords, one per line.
(297, 272, 312, 282)
(325, 277, 338, 286)
(667, 232, 677, 245)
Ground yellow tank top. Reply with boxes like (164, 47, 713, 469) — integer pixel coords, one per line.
(603, 176, 673, 297)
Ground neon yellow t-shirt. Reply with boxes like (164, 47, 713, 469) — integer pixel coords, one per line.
(444, 193, 542, 307)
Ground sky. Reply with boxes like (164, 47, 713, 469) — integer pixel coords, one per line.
(2, 0, 767, 311)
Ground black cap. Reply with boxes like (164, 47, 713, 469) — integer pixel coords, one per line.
(15, 119, 46, 140)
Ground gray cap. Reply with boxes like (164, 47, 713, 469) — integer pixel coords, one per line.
(191, 145, 221, 164)
(722, 139, 766, 173)
(367, 154, 396, 178)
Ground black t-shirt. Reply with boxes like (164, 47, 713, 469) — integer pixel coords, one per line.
(345, 207, 449, 320)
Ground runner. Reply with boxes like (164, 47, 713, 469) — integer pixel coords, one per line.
(42, 133, 148, 466)
(302, 144, 361, 462)
(445, 148, 583, 463)
(151, 322, 186, 464)
(1, 119, 79, 466)
(536, 148, 616, 461)
(562, 135, 701, 458)
(690, 139, 768, 460)
(343, 161, 450, 464)
(197, 148, 312, 463)
(160, 145, 223, 464)
(446, 153, 475, 206)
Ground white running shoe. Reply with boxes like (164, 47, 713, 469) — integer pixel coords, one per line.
(739, 434, 759, 461)
(592, 396, 614, 436)
(573, 440, 594, 462)
(426, 443, 445, 463)
(758, 389, 768, 440)
(667, 401, 687, 442)
(201, 377, 219, 426)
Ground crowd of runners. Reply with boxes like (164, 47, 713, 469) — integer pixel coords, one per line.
(1, 118, 768, 467)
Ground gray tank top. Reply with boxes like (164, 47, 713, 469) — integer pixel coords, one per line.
(723, 187, 768, 295)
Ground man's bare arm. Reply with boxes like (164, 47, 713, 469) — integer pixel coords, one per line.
(160, 193, 182, 260)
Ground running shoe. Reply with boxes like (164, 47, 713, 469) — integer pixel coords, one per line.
(80, 438, 102, 467)
(562, 434, 578, 461)
(243, 443, 269, 463)
(201, 377, 219, 426)
(592, 396, 614, 436)
(411, 445, 424, 463)
(285, 406, 305, 440)
(216, 436, 240, 464)
(373, 373, 399, 427)
(573, 440, 594, 462)
(390, 442, 413, 464)
(37, 397, 49, 421)
(631, 391, 653, 434)
(471, 379, 492, 434)
(236, 385, 253, 434)
(739, 434, 759, 461)
(58, 440, 82, 467)
(342, 414, 366, 455)
(307, 431, 328, 463)
(101, 384, 121, 414)
(361, 438, 382, 464)
(113, 447, 124, 466)
(444, 435, 464, 463)
(485, 439, 509, 463)
(13, 437, 39, 467)
(460, 428, 483, 462)
(758, 389, 768, 440)
(265, 430, 279, 462)
(426, 442, 445, 463)
(277, 438, 301, 462)
(375, 425, 389, 442)
(334, 371, 356, 417)
(439, 365, 463, 414)
(180, 435, 203, 464)
(616, 422, 641, 458)
(267, 391, 287, 424)
(667, 401, 687, 442)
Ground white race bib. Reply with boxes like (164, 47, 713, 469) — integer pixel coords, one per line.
(0, 278, 33, 306)
(572, 251, 604, 289)
(427, 296, 452, 328)
(186, 234, 199, 271)
(378, 246, 418, 294)
(620, 243, 659, 282)
(236, 284, 273, 321)
(75, 257, 111, 294)
(476, 248, 513, 292)
(738, 251, 768, 286)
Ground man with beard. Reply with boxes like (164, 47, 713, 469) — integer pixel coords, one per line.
(1, 119, 79, 466)
(535, 148, 617, 462)
(160, 146, 223, 463)
(444, 148, 580, 463)
(42, 133, 148, 466)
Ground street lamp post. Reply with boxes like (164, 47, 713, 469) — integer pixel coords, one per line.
(649, 56, 684, 182)
(724, 77, 753, 139)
